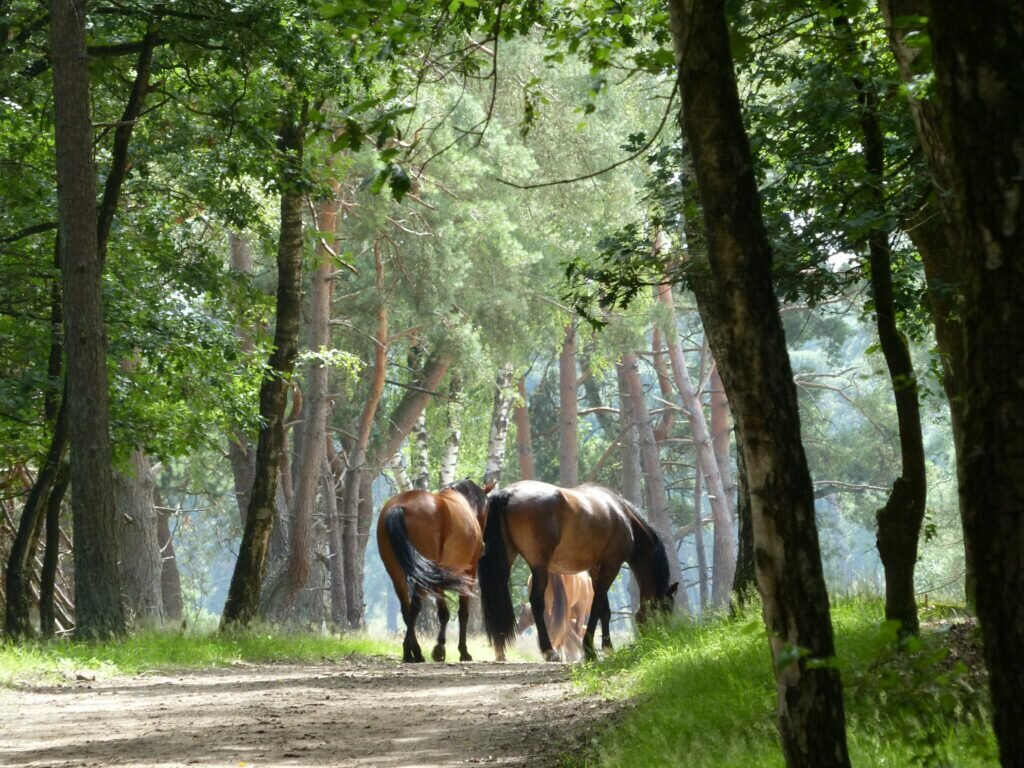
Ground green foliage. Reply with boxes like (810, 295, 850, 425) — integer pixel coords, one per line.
(568, 599, 996, 768)
(0, 630, 400, 687)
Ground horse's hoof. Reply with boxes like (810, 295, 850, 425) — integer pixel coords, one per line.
(459, 649, 473, 662)
(542, 648, 561, 663)
(494, 652, 506, 662)
(431, 645, 446, 662)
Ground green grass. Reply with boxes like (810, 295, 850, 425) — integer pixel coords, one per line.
(568, 598, 999, 767)
(0, 628, 401, 687)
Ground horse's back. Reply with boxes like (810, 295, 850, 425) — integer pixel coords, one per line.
(499, 481, 633, 573)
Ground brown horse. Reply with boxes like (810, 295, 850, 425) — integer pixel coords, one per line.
(376, 478, 493, 663)
(517, 571, 594, 662)
(479, 480, 677, 661)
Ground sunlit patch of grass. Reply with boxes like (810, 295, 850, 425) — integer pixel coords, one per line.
(0, 628, 401, 687)
(568, 597, 998, 768)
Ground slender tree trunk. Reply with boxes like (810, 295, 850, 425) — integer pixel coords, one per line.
(390, 450, 413, 492)
(439, 377, 462, 487)
(38, 461, 70, 636)
(227, 234, 258, 524)
(616, 362, 643, 508)
(155, 490, 183, 625)
(927, 4, 1024, 760)
(580, 349, 617, 437)
(321, 450, 347, 627)
(692, 467, 708, 610)
(221, 113, 306, 630)
(513, 376, 535, 481)
(114, 449, 164, 626)
(484, 363, 514, 485)
(667, 1, 849, 763)
(412, 412, 430, 490)
(876, 0, 972, 605)
(650, 330, 676, 443)
(731, 425, 756, 604)
(709, 369, 734, 509)
(559, 323, 579, 486)
(52, 0, 125, 640)
(658, 285, 737, 608)
(835, 16, 927, 634)
(621, 352, 687, 611)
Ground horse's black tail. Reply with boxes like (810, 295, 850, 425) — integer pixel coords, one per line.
(383, 507, 473, 597)
(478, 489, 517, 657)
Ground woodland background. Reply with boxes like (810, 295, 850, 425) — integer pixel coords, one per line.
(1, 1, 1021, 767)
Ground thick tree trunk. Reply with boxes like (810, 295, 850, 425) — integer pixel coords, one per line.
(38, 461, 70, 636)
(558, 323, 579, 486)
(52, 0, 125, 640)
(220, 115, 306, 630)
(114, 449, 164, 627)
(513, 376, 535, 481)
(621, 352, 688, 611)
(280, 190, 339, 618)
(658, 285, 737, 609)
(484, 364, 514, 485)
(667, 1, 849, 763)
(927, 4, 1024, 761)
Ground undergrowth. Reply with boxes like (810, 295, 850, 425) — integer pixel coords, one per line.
(567, 598, 997, 767)
(0, 628, 400, 686)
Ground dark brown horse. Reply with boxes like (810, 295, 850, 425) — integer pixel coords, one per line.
(517, 571, 594, 662)
(479, 481, 677, 661)
(376, 478, 493, 663)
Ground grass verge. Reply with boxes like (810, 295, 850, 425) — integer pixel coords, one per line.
(568, 598, 997, 767)
(0, 629, 401, 687)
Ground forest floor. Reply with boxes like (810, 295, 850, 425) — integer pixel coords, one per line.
(0, 657, 618, 768)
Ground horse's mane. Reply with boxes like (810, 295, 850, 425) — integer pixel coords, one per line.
(616, 493, 672, 595)
(443, 478, 487, 512)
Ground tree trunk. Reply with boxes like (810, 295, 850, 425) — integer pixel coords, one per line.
(667, 1, 849, 763)
(390, 450, 413, 492)
(621, 352, 687, 611)
(280, 189, 339, 618)
(220, 114, 306, 630)
(927, 4, 1024, 760)
(114, 449, 164, 627)
(513, 376, 536, 481)
(731, 426, 756, 604)
(692, 466, 709, 610)
(558, 323, 579, 487)
(227, 234, 258, 524)
(412, 413, 430, 490)
(439, 378, 462, 487)
(324, 439, 349, 626)
(38, 461, 70, 636)
(484, 363, 514, 485)
(52, 0, 125, 640)
(836, 16, 927, 634)
(709, 369, 734, 509)
(657, 284, 737, 609)
(649, 328, 677, 443)
(580, 349, 617, 437)
(876, 0, 972, 605)
(155, 492, 183, 625)
(616, 362, 644, 508)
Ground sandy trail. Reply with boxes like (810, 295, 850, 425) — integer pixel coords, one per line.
(0, 659, 615, 767)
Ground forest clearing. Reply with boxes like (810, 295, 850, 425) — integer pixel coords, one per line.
(1, 0, 1022, 766)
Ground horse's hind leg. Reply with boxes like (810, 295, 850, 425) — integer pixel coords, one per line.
(432, 595, 450, 662)
(457, 594, 473, 661)
(600, 597, 613, 651)
(583, 564, 620, 661)
(530, 568, 559, 662)
(402, 593, 426, 663)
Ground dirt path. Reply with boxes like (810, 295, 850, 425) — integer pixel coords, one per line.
(0, 659, 616, 767)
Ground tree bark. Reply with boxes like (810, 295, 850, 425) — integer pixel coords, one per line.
(513, 376, 536, 481)
(649, 328, 677, 443)
(657, 284, 737, 609)
(835, 15, 927, 634)
(692, 466, 709, 610)
(558, 323, 579, 486)
(114, 449, 164, 627)
(38, 461, 70, 636)
(155, 491, 183, 625)
(615, 362, 644, 508)
(876, 0, 972, 605)
(927, 4, 1024, 760)
(220, 114, 306, 630)
(667, 1, 850, 763)
(484, 363, 514, 485)
(52, 0, 125, 640)
(280, 188, 340, 618)
(324, 439, 349, 625)
(439, 378, 462, 487)
(621, 352, 687, 611)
